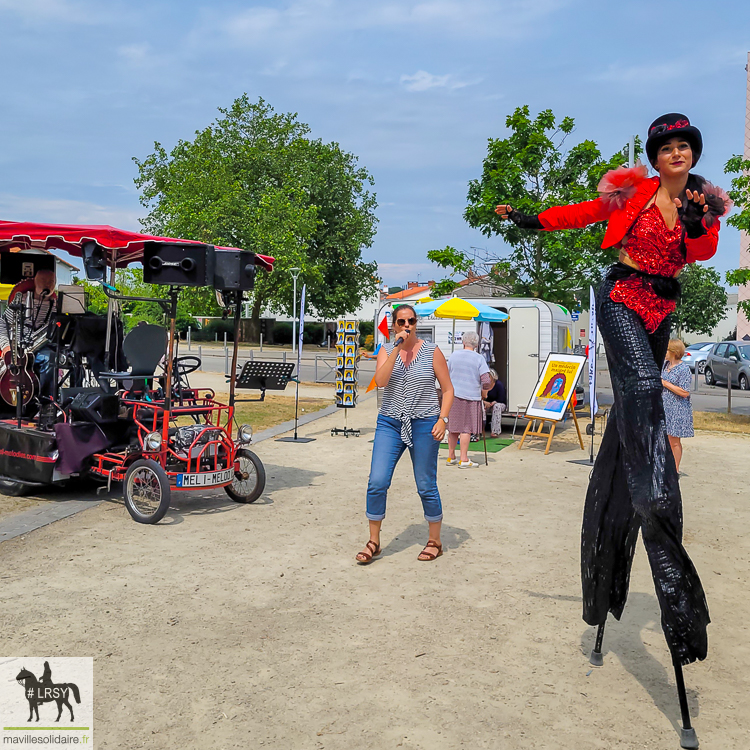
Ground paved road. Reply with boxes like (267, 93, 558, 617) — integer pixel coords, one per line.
(592, 356, 750, 415)
(194, 347, 377, 387)
(189, 347, 750, 414)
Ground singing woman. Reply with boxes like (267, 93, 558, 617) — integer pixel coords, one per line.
(355, 304, 454, 564)
(495, 113, 731, 676)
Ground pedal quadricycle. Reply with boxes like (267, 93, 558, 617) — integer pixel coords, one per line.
(0, 221, 275, 523)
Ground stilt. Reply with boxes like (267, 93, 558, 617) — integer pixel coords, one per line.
(673, 659, 698, 749)
(590, 621, 605, 666)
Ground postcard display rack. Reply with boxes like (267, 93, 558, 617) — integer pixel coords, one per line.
(332, 319, 360, 437)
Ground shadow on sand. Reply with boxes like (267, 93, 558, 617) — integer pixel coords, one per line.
(378, 522, 470, 558)
(103, 462, 325, 525)
(527, 588, 700, 737)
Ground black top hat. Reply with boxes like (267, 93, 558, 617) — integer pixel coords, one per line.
(645, 113, 703, 167)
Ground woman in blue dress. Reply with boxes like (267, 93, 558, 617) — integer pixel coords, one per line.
(662, 339, 694, 473)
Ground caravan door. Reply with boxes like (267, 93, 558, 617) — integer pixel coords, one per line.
(507, 306, 540, 412)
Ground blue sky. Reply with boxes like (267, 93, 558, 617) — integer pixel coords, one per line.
(1, 0, 749, 290)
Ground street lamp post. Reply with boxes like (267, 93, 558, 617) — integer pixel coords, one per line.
(289, 267, 301, 353)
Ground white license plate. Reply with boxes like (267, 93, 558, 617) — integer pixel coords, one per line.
(175, 469, 233, 488)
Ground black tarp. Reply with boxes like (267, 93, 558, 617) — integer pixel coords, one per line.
(0, 423, 58, 484)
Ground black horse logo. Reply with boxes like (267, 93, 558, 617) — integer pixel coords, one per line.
(15, 663, 81, 722)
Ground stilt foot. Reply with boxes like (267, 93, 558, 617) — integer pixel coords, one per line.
(589, 649, 603, 667)
(680, 726, 698, 749)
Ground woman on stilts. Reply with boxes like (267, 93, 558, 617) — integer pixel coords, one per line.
(496, 113, 731, 748)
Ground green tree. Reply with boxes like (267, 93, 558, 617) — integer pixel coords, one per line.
(723, 155, 750, 317)
(133, 95, 378, 340)
(425, 246, 476, 296)
(76, 269, 198, 332)
(672, 264, 727, 336)
(460, 105, 641, 308)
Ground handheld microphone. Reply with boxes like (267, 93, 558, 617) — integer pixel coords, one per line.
(395, 329, 411, 345)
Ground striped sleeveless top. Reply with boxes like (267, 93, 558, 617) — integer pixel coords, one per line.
(380, 341, 440, 446)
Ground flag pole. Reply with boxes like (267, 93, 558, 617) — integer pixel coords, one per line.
(588, 285, 598, 464)
(276, 284, 315, 443)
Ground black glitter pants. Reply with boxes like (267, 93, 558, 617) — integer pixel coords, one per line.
(581, 276, 710, 665)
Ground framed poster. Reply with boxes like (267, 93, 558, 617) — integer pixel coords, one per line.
(525, 353, 586, 421)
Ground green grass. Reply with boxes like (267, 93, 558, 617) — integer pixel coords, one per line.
(440, 436, 515, 453)
(693, 411, 750, 434)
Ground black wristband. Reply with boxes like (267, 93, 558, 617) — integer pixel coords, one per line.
(507, 209, 543, 230)
(680, 201, 707, 239)
(682, 217, 706, 239)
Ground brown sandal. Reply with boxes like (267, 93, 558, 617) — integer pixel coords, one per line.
(417, 540, 443, 562)
(356, 540, 381, 565)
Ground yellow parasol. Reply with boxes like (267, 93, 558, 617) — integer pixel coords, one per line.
(413, 297, 509, 352)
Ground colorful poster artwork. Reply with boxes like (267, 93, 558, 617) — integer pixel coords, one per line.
(525, 353, 587, 421)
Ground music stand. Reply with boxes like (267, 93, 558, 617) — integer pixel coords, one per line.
(234, 360, 313, 444)
(235, 361, 295, 402)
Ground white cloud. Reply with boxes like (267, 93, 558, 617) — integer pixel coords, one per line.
(0, 194, 142, 231)
(117, 43, 151, 66)
(593, 45, 747, 85)
(0, 0, 116, 24)
(211, 0, 568, 49)
(351, 0, 567, 35)
(593, 61, 683, 85)
(378, 262, 442, 283)
(400, 70, 473, 92)
(225, 6, 282, 40)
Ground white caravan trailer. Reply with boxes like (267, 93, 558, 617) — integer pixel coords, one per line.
(412, 297, 574, 414)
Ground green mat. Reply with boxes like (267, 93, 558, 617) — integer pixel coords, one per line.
(440, 436, 515, 453)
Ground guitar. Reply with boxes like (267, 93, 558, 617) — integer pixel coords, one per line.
(0, 297, 40, 408)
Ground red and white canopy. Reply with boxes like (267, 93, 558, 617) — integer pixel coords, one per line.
(0, 220, 275, 272)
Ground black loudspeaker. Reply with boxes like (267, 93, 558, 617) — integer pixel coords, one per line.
(214, 250, 257, 291)
(0, 251, 55, 284)
(143, 242, 215, 287)
(68, 390, 120, 424)
(81, 241, 106, 282)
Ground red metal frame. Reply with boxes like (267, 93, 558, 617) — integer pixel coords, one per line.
(87, 390, 240, 490)
(0, 221, 274, 498)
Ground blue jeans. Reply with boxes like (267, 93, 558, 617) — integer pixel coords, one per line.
(35, 345, 55, 399)
(366, 414, 442, 522)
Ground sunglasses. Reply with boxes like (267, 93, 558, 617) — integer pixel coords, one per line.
(395, 317, 416, 326)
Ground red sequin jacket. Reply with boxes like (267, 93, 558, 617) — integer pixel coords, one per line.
(535, 172, 720, 332)
(537, 175, 719, 263)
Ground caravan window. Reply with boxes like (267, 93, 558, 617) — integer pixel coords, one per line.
(556, 326, 571, 353)
(416, 327, 434, 343)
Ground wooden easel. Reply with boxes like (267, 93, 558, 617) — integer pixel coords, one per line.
(517, 403, 584, 455)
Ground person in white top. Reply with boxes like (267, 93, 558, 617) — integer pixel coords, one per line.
(446, 331, 492, 468)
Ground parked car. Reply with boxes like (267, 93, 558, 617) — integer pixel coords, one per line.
(703, 341, 750, 390)
(682, 341, 714, 374)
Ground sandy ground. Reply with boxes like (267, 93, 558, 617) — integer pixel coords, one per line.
(1, 397, 748, 749)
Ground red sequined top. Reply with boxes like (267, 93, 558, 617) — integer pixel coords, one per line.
(609, 203, 685, 333)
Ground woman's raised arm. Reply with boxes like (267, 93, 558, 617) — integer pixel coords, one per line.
(495, 199, 611, 231)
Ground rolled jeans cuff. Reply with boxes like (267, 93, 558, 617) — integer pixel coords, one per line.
(424, 513, 443, 523)
(366, 512, 386, 521)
